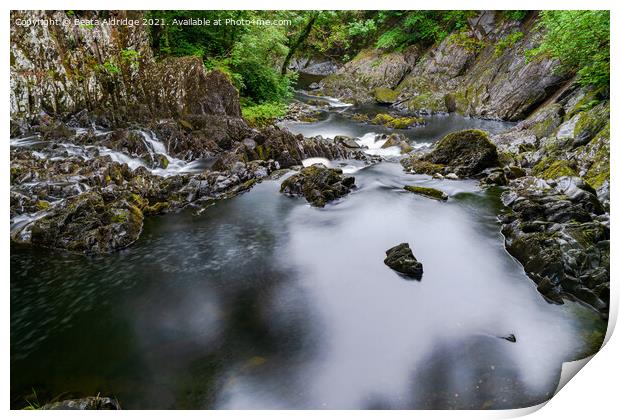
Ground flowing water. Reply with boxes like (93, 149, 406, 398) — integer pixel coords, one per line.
(10, 92, 605, 409)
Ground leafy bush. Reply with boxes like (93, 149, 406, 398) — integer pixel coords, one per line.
(241, 102, 288, 127)
(146, 11, 295, 105)
(529, 11, 609, 88)
(494, 31, 524, 57)
(375, 11, 473, 51)
(503, 11, 528, 21)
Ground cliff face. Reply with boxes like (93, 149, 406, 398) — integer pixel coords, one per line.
(10, 10, 241, 129)
(318, 11, 566, 122)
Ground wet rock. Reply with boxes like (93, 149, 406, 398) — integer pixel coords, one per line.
(374, 87, 399, 104)
(402, 129, 498, 178)
(500, 176, 609, 314)
(371, 113, 425, 129)
(335, 135, 362, 149)
(280, 164, 355, 207)
(319, 49, 412, 103)
(28, 190, 144, 254)
(404, 185, 448, 201)
(381, 133, 407, 149)
(41, 396, 120, 410)
(384, 242, 423, 280)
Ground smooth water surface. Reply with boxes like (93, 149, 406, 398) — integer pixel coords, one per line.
(10, 101, 604, 409)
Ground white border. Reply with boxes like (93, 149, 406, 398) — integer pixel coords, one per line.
(3, 2, 617, 419)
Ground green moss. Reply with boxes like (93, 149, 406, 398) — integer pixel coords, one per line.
(406, 92, 447, 114)
(35, 200, 51, 210)
(401, 158, 445, 175)
(573, 103, 609, 142)
(255, 144, 271, 160)
(534, 159, 577, 179)
(371, 113, 423, 129)
(374, 87, 399, 104)
(449, 31, 486, 53)
(110, 210, 128, 223)
(144, 201, 169, 215)
(178, 119, 194, 130)
(351, 113, 370, 122)
(494, 31, 524, 57)
(404, 185, 448, 201)
(584, 123, 610, 189)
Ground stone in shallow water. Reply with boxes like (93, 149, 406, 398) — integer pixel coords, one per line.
(280, 164, 355, 207)
(384, 242, 423, 280)
(404, 185, 448, 201)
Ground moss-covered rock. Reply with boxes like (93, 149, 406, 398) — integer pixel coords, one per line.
(374, 87, 399, 104)
(404, 185, 448, 201)
(424, 129, 499, 177)
(280, 164, 355, 207)
(29, 191, 144, 253)
(573, 102, 609, 147)
(371, 113, 424, 129)
(500, 176, 609, 314)
(350, 113, 370, 122)
(401, 157, 445, 175)
(533, 159, 577, 180)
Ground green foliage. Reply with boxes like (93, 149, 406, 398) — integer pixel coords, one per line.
(348, 19, 377, 38)
(241, 102, 288, 127)
(494, 31, 524, 57)
(146, 11, 295, 105)
(96, 60, 120, 75)
(529, 11, 609, 88)
(503, 10, 528, 21)
(449, 31, 486, 53)
(375, 11, 473, 51)
(120, 48, 140, 69)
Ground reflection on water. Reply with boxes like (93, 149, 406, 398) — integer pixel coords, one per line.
(11, 160, 604, 409)
(11, 89, 604, 408)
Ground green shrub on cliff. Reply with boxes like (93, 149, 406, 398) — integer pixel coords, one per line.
(242, 102, 288, 127)
(530, 11, 609, 88)
(146, 11, 295, 105)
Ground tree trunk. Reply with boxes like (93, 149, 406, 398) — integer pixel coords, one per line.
(281, 14, 318, 75)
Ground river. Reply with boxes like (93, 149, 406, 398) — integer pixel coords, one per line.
(10, 87, 605, 409)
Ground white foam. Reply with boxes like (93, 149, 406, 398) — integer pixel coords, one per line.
(355, 133, 402, 157)
(302, 157, 332, 168)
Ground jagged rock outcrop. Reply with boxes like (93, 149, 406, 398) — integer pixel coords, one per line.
(490, 84, 610, 208)
(316, 12, 567, 121)
(10, 11, 243, 129)
(500, 176, 609, 314)
(319, 49, 415, 103)
(280, 164, 355, 207)
(402, 129, 499, 177)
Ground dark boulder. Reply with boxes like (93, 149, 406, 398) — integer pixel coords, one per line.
(41, 397, 120, 410)
(403, 129, 499, 178)
(500, 176, 609, 314)
(384, 242, 423, 280)
(29, 191, 144, 254)
(280, 164, 355, 207)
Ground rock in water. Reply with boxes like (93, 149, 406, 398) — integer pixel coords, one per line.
(384, 242, 423, 280)
(402, 129, 498, 178)
(280, 164, 355, 207)
(404, 185, 448, 201)
(41, 396, 120, 410)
